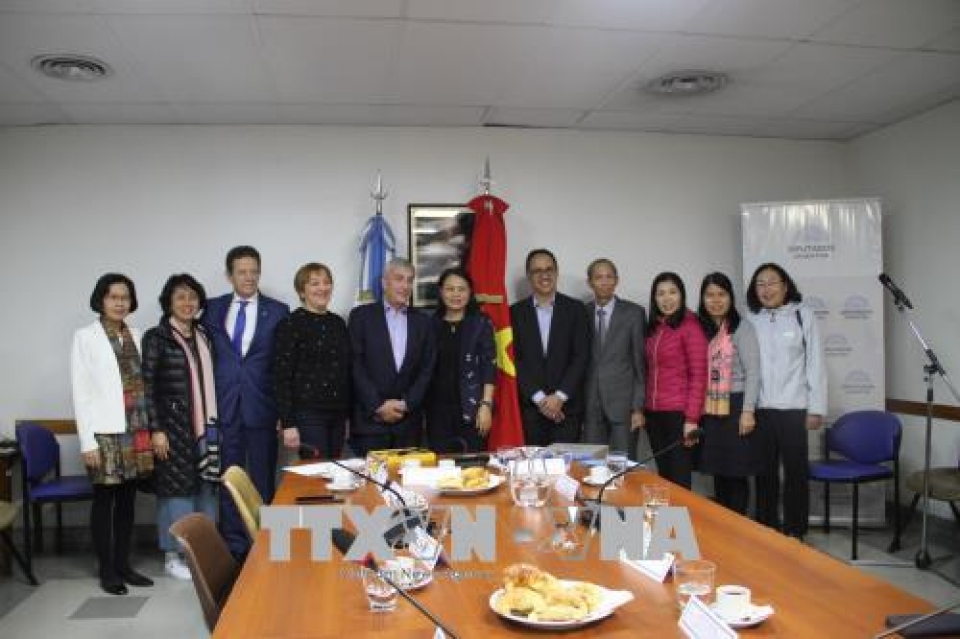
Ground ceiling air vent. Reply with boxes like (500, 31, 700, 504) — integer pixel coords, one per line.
(646, 70, 728, 96)
(31, 54, 113, 82)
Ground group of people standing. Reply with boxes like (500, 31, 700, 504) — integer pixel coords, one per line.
(69, 243, 824, 596)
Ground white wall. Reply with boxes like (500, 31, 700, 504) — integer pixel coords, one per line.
(0, 124, 853, 453)
(848, 99, 960, 515)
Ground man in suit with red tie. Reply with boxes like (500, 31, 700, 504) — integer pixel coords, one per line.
(510, 249, 591, 446)
(348, 258, 437, 457)
(203, 246, 289, 559)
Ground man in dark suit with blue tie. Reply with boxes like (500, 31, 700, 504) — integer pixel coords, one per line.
(348, 257, 436, 457)
(510, 248, 592, 446)
(203, 245, 289, 558)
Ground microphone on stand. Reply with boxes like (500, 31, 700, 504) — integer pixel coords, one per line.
(332, 528, 460, 639)
(578, 428, 702, 530)
(879, 273, 914, 310)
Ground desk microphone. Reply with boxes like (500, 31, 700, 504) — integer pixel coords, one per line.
(579, 428, 702, 530)
(879, 273, 914, 310)
(331, 528, 459, 639)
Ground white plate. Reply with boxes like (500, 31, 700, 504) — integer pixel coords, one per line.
(489, 580, 634, 630)
(710, 603, 775, 628)
(438, 474, 505, 495)
(581, 476, 614, 487)
(326, 482, 358, 492)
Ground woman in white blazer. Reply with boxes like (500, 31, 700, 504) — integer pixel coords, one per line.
(71, 273, 154, 595)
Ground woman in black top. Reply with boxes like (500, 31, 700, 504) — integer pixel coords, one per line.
(425, 268, 497, 453)
(274, 263, 351, 459)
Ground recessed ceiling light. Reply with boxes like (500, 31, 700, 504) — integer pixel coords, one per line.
(31, 54, 113, 82)
(646, 70, 728, 96)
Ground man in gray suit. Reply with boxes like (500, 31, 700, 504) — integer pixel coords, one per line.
(583, 258, 647, 459)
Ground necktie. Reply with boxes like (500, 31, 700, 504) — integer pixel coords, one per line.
(597, 307, 607, 350)
(232, 300, 249, 357)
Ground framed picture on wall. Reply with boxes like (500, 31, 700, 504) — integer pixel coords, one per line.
(408, 203, 474, 308)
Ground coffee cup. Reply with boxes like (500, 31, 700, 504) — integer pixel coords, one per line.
(588, 465, 611, 483)
(715, 584, 752, 620)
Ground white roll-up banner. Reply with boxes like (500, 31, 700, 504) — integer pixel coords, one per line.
(742, 198, 884, 525)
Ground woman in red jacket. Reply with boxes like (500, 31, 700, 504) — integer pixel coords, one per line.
(642, 272, 708, 488)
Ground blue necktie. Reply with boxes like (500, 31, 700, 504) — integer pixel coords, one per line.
(232, 300, 248, 357)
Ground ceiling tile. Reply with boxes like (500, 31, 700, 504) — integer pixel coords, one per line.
(258, 16, 402, 102)
(387, 21, 538, 105)
(0, 13, 164, 102)
(251, 0, 402, 18)
(484, 107, 584, 128)
(810, 0, 960, 48)
(549, 0, 712, 31)
(750, 43, 896, 90)
(0, 63, 46, 102)
(663, 113, 773, 136)
(172, 101, 278, 123)
(107, 14, 274, 102)
(577, 110, 684, 130)
(58, 101, 179, 123)
(498, 28, 662, 108)
(0, 101, 66, 124)
(923, 27, 960, 53)
(89, 0, 252, 14)
(686, 0, 856, 40)
(793, 50, 960, 122)
(0, 0, 96, 13)
(757, 117, 870, 140)
(406, 0, 556, 24)
(275, 103, 484, 125)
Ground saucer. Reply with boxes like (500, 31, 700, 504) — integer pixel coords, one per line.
(582, 475, 614, 487)
(710, 603, 775, 628)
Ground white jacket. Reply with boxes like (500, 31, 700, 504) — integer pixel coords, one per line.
(748, 302, 827, 416)
(70, 321, 141, 453)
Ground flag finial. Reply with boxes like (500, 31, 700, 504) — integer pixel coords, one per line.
(479, 157, 494, 196)
(371, 170, 388, 215)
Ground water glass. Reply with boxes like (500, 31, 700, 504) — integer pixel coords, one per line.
(674, 559, 716, 610)
(642, 483, 670, 528)
(606, 450, 629, 488)
(361, 567, 398, 612)
(509, 461, 551, 508)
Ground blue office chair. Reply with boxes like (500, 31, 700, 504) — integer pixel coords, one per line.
(809, 410, 902, 560)
(14, 421, 94, 578)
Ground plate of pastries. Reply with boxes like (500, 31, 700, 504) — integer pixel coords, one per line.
(436, 467, 504, 494)
(489, 563, 634, 629)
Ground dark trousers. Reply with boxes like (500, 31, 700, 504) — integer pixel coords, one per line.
(645, 410, 693, 489)
(295, 410, 347, 459)
(714, 476, 750, 516)
(219, 419, 279, 557)
(91, 482, 137, 581)
(583, 403, 637, 459)
(426, 404, 485, 453)
(754, 408, 809, 536)
(520, 407, 582, 447)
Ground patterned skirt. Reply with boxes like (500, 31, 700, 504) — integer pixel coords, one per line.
(89, 433, 153, 485)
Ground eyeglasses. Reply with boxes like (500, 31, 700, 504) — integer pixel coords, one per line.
(756, 279, 783, 289)
(529, 267, 557, 277)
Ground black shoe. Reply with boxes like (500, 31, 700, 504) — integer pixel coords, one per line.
(118, 567, 154, 587)
(100, 577, 128, 596)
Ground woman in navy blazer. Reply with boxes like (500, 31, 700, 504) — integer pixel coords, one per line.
(425, 268, 497, 453)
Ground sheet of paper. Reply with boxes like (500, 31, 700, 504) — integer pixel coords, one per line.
(282, 462, 334, 477)
(620, 549, 675, 583)
(678, 595, 738, 639)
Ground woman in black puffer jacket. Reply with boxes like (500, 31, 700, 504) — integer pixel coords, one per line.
(141, 273, 218, 580)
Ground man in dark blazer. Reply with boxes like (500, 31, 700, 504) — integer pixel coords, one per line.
(348, 257, 436, 457)
(583, 258, 647, 459)
(510, 248, 591, 446)
(203, 245, 289, 558)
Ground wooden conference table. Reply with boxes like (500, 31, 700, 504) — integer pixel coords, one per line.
(213, 466, 931, 638)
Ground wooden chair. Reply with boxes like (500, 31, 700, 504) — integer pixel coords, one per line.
(170, 513, 239, 632)
(222, 466, 262, 542)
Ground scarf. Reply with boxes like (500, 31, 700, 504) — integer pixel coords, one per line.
(170, 321, 218, 439)
(705, 321, 735, 416)
(103, 319, 152, 473)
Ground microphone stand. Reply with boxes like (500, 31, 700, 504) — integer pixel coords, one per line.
(881, 275, 960, 570)
(332, 528, 460, 639)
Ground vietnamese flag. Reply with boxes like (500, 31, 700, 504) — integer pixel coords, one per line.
(466, 194, 524, 449)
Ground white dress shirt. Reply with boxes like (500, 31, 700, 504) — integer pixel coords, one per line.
(226, 293, 259, 357)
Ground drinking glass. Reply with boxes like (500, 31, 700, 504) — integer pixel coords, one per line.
(509, 460, 551, 507)
(674, 559, 716, 610)
(642, 483, 670, 528)
(361, 567, 398, 612)
(606, 450, 628, 488)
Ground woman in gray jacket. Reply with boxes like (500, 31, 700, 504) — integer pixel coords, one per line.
(746, 263, 826, 540)
(697, 272, 761, 515)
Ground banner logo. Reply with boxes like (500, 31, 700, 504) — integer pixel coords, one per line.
(840, 295, 873, 320)
(841, 369, 876, 395)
